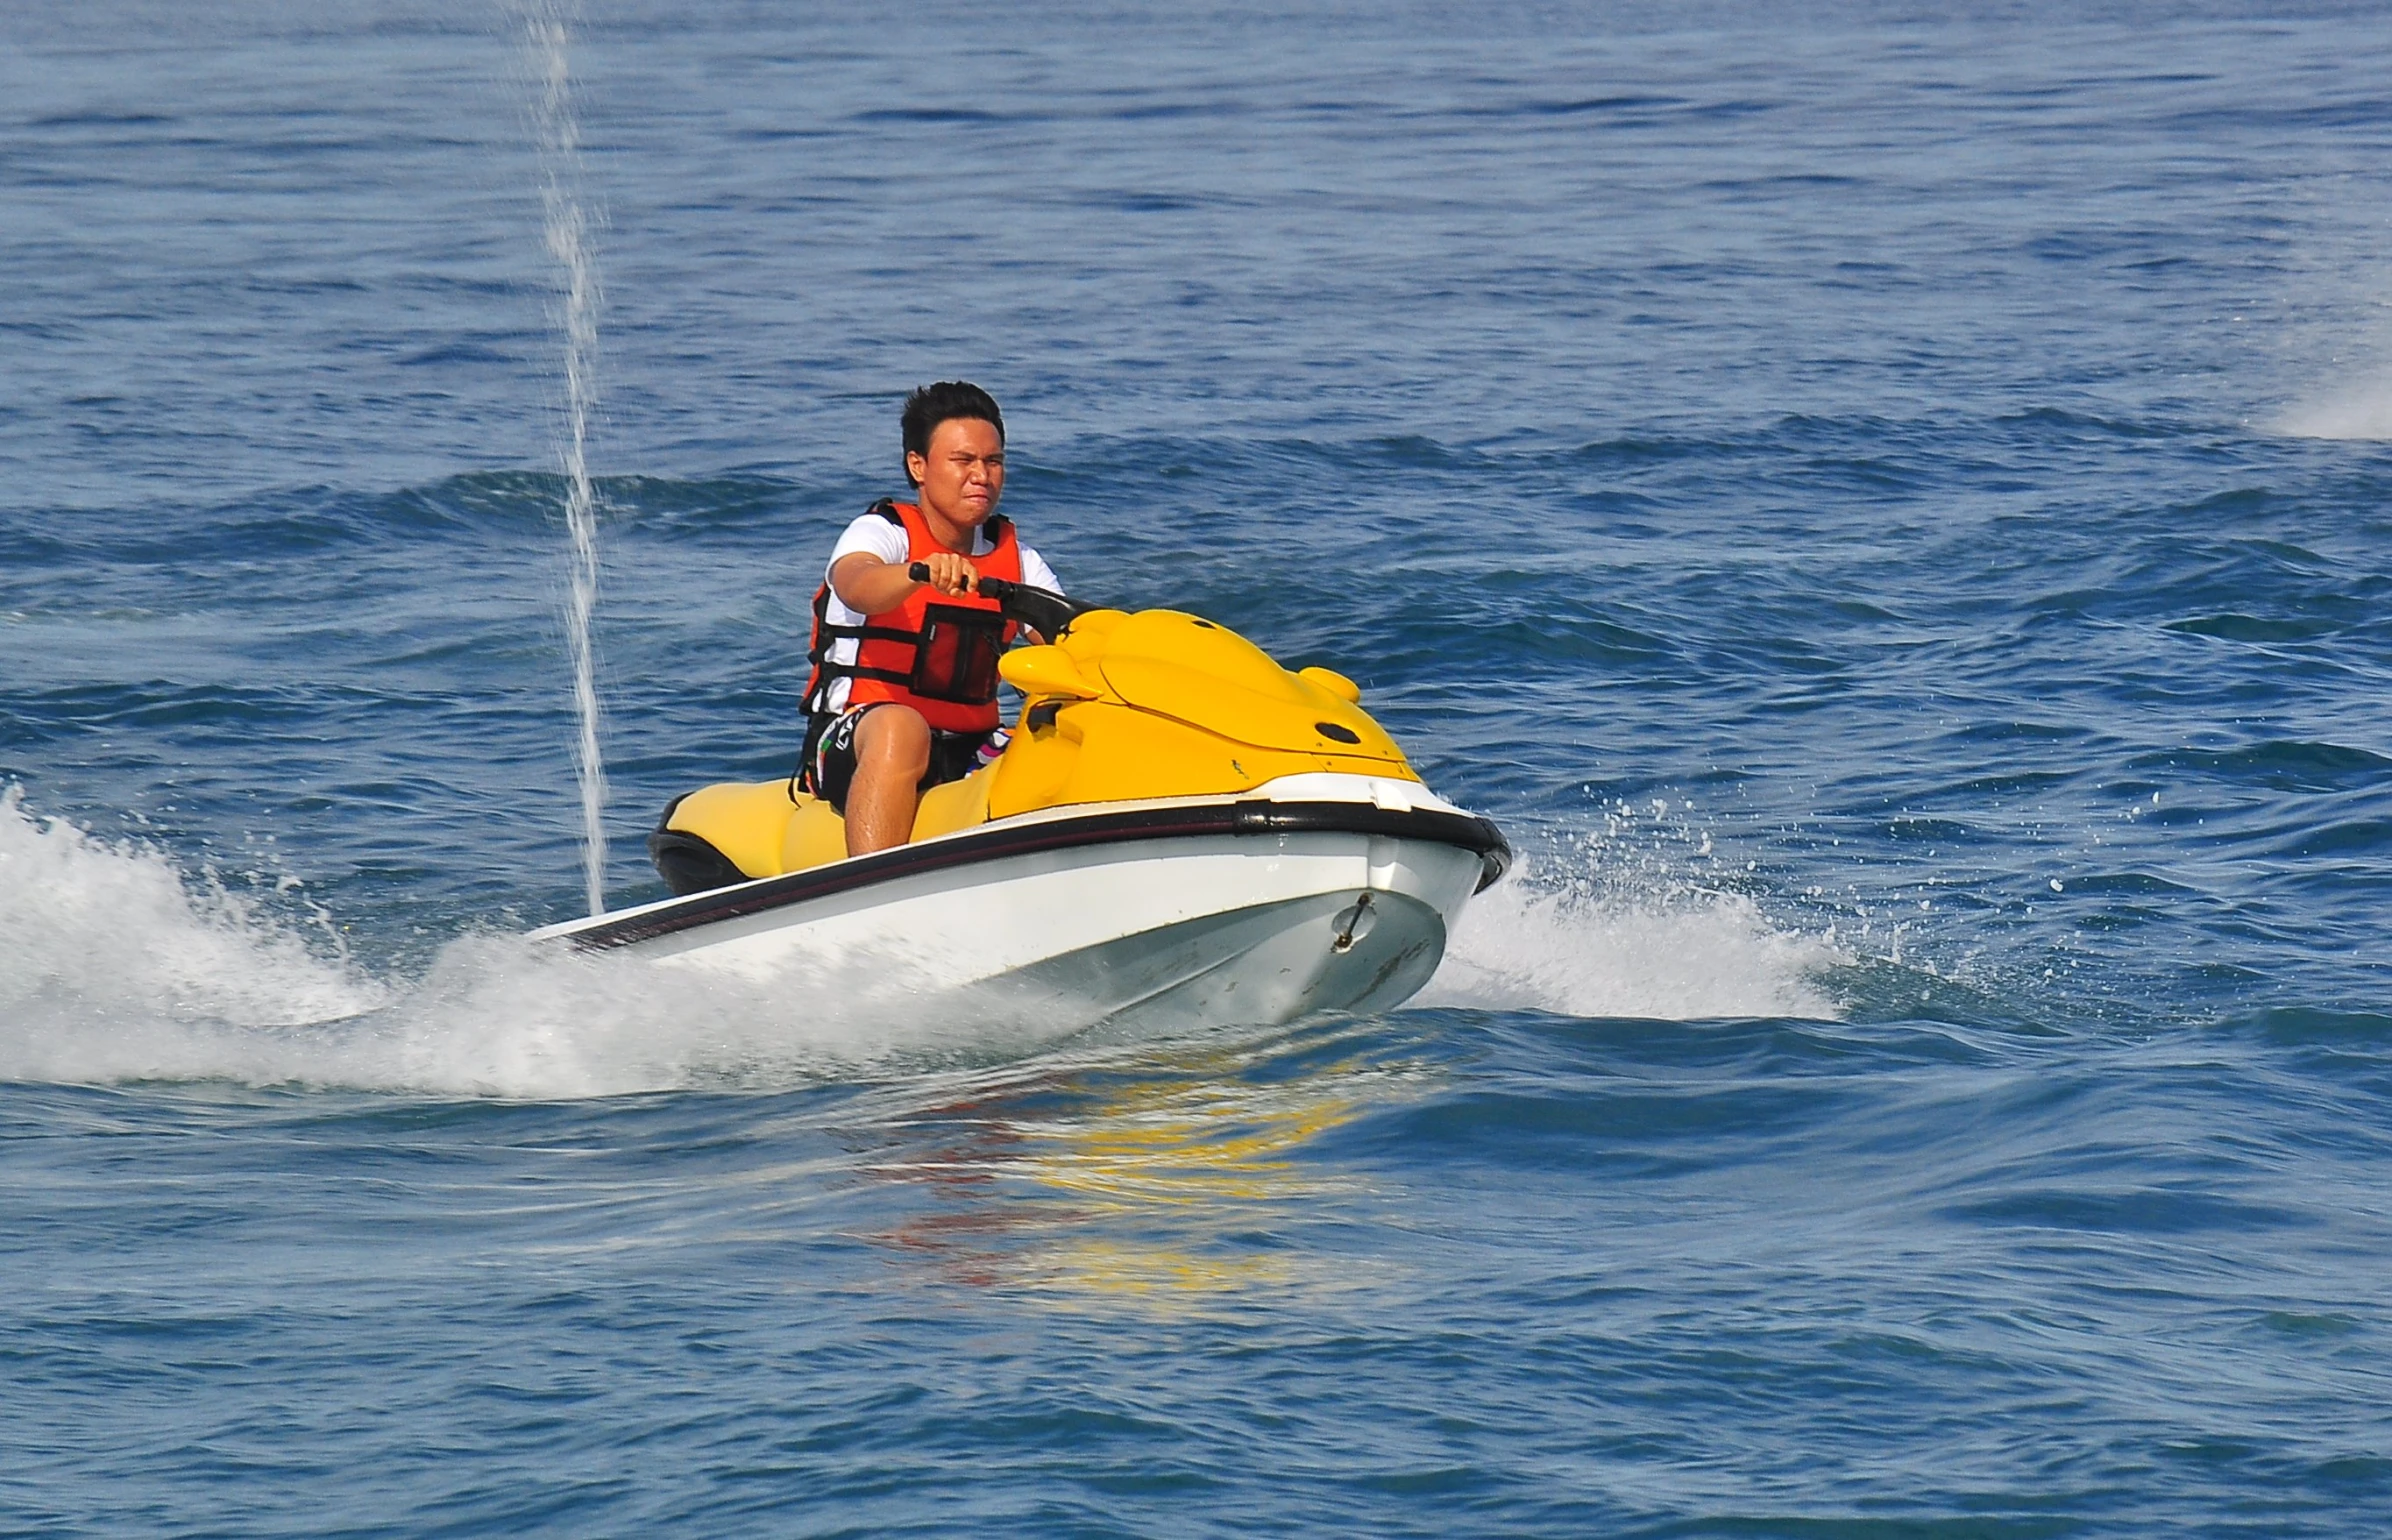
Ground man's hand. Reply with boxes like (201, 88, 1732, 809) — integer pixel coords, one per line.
(915, 551, 979, 596)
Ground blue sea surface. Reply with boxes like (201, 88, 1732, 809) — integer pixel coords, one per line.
(5, 2, 2392, 1534)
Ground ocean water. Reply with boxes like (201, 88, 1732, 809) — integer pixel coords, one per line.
(5, 1, 2392, 1533)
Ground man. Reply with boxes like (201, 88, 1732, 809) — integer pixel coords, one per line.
(799, 382, 1064, 856)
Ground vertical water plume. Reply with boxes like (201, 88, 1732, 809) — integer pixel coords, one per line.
(522, 4, 608, 915)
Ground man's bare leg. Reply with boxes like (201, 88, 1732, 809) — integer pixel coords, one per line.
(845, 705, 932, 856)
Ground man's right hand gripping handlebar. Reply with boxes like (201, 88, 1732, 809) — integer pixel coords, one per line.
(905, 554, 980, 595)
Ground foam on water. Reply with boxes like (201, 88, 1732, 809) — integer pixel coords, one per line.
(288, 935, 1102, 1099)
(0, 791, 1097, 1096)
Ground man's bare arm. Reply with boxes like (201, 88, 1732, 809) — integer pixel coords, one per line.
(829, 549, 977, 613)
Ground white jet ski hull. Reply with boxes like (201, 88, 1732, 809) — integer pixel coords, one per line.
(533, 776, 1508, 1032)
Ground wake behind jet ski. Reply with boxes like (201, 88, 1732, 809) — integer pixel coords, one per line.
(532, 573, 1509, 1032)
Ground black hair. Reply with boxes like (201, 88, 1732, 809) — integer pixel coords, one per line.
(900, 381, 1005, 487)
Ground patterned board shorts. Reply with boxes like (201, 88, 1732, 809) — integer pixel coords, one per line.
(810, 704, 1008, 815)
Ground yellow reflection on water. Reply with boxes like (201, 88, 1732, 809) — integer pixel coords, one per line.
(863, 1024, 1432, 1313)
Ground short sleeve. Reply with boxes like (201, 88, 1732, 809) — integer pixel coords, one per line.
(1017, 544, 1063, 594)
(826, 514, 911, 586)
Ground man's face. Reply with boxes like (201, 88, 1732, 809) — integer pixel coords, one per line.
(908, 416, 1005, 529)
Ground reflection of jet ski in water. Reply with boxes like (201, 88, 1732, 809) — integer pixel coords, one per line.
(532, 575, 1509, 1030)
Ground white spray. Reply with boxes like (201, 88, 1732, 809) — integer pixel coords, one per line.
(526, 5, 608, 915)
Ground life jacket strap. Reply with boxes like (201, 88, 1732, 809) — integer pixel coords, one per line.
(807, 621, 918, 655)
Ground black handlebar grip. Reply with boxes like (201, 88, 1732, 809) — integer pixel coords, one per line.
(909, 559, 1009, 599)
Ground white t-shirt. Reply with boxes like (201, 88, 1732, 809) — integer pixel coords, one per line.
(815, 511, 1063, 714)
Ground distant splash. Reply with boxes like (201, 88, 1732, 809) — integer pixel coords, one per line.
(0, 791, 1844, 1097)
(521, 2, 609, 915)
(2277, 374, 2392, 440)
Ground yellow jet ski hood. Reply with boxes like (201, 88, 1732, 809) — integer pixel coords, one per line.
(1018, 607, 1406, 763)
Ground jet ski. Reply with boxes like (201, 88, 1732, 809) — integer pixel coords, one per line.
(531, 575, 1509, 1031)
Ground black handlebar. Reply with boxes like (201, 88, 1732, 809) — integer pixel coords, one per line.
(907, 560, 1095, 640)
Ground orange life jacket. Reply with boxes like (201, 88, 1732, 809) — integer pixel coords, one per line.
(801, 499, 1023, 739)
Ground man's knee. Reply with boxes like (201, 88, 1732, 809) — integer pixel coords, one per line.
(855, 706, 931, 774)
